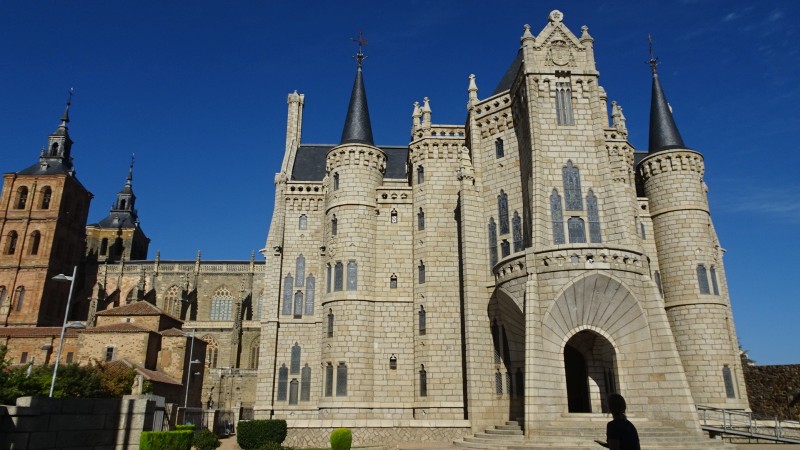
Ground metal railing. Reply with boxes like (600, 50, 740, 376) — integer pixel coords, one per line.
(697, 405, 800, 443)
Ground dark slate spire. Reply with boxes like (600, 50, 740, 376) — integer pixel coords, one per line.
(340, 32, 374, 146)
(647, 36, 687, 153)
(93, 156, 139, 228)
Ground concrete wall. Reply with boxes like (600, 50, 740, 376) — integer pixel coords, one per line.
(0, 395, 162, 450)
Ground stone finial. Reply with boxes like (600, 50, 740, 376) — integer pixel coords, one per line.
(287, 90, 303, 104)
(412, 101, 421, 131)
(521, 24, 535, 43)
(580, 25, 594, 43)
(421, 97, 432, 127)
(458, 146, 475, 182)
(468, 74, 479, 107)
(611, 101, 627, 133)
(548, 10, 564, 24)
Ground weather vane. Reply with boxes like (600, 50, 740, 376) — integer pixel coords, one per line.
(351, 31, 368, 67)
(647, 34, 660, 74)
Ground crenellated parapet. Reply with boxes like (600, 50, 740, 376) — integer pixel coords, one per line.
(409, 137, 465, 165)
(638, 149, 704, 181)
(536, 247, 647, 276)
(325, 144, 386, 174)
(472, 94, 513, 139)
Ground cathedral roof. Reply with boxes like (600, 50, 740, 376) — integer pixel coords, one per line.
(96, 300, 168, 317)
(17, 161, 73, 176)
(92, 212, 138, 228)
(291, 144, 408, 181)
(492, 48, 524, 96)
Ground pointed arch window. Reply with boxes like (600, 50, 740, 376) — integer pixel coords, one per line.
(498, 190, 509, 234)
(50, 142, 59, 156)
(512, 212, 523, 252)
(125, 289, 136, 305)
(282, 275, 293, 315)
(550, 189, 565, 244)
(327, 309, 334, 338)
(15, 187, 28, 209)
(346, 260, 357, 291)
(293, 291, 303, 318)
(210, 287, 233, 320)
(299, 214, 307, 230)
(567, 217, 586, 243)
(203, 336, 219, 368)
(290, 343, 301, 374)
(418, 261, 426, 284)
(555, 81, 574, 126)
(305, 275, 315, 315)
(587, 189, 602, 243)
(419, 305, 426, 336)
(277, 364, 288, 401)
(326, 264, 332, 293)
(417, 166, 425, 184)
(301, 364, 311, 401)
(288, 379, 299, 405)
(336, 362, 348, 396)
(331, 215, 338, 236)
(501, 239, 510, 258)
(100, 238, 109, 256)
(324, 363, 334, 397)
(495, 138, 504, 158)
(15, 287, 25, 312)
(334, 262, 343, 291)
(419, 365, 427, 397)
(5, 231, 18, 255)
(562, 161, 583, 210)
(40, 187, 52, 210)
(29, 231, 41, 255)
(710, 267, 720, 295)
(295, 255, 305, 286)
(417, 208, 425, 230)
(390, 274, 397, 289)
(697, 264, 711, 294)
(723, 365, 736, 398)
(164, 285, 180, 317)
(333, 172, 340, 191)
(488, 218, 498, 267)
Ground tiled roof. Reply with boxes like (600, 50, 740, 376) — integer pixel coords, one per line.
(0, 327, 81, 337)
(83, 322, 153, 333)
(96, 301, 167, 317)
(105, 359, 181, 385)
(160, 328, 187, 337)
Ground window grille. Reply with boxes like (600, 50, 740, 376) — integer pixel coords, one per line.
(506, 372, 513, 397)
(333, 172, 339, 190)
(327, 309, 334, 338)
(324, 363, 333, 397)
(567, 217, 586, 243)
(488, 218, 498, 267)
(562, 161, 583, 210)
(293, 291, 303, 318)
(418, 261, 425, 284)
(336, 362, 347, 396)
(555, 81, 574, 126)
(334, 262, 343, 291)
(550, 190, 565, 244)
(419, 306, 426, 336)
(290, 343, 301, 373)
(301, 365, 311, 401)
(710, 267, 720, 295)
(282, 276, 293, 315)
(305, 276, 315, 315)
(697, 265, 711, 294)
(289, 379, 299, 405)
(346, 260, 357, 291)
(723, 366, 736, 398)
(417, 166, 424, 184)
(587, 190, 601, 243)
(495, 370, 503, 395)
(299, 214, 307, 230)
(277, 364, 288, 401)
(418, 208, 425, 230)
(495, 138, 504, 158)
(512, 212, 523, 252)
(296, 255, 305, 285)
(498, 190, 509, 234)
(419, 365, 427, 397)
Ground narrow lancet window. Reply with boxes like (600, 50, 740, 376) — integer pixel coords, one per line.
(299, 214, 307, 230)
(501, 240, 510, 258)
(293, 291, 303, 318)
(324, 363, 333, 397)
(333, 172, 340, 190)
(562, 160, 583, 210)
(417, 166, 425, 184)
(277, 364, 288, 401)
(419, 305, 426, 336)
(334, 262, 343, 291)
(290, 343, 301, 373)
(587, 190, 601, 243)
(295, 255, 305, 286)
(697, 264, 711, 294)
(40, 187, 52, 209)
(282, 275, 293, 315)
(710, 267, 720, 295)
(346, 260, 357, 291)
(550, 189, 565, 244)
(331, 215, 338, 236)
(419, 365, 427, 397)
(418, 208, 425, 230)
(495, 138, 504, 158)
(418, 261, 426, 284)
(488, 218, 498, 267)
(567, 217, 586, 243)
(555, 81, 574, 126)
(336, 362, 348, 396)
(498, 190, 509, 234)
(301, 365, 311, 401)
(512, 212, 523, 252)
(327, 309, 334, 337)
(305, 275, 315, 315)
(723, 366, 736, 398)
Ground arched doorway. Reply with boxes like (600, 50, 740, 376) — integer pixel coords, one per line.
(564, 330, 618, 413)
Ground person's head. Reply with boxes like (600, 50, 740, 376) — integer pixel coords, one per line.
(608, 393, 626, 416)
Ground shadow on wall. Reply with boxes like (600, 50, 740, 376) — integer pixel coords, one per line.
(0, 395, 164, 449)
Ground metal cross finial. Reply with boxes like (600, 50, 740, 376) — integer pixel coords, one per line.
(67, 87, 74, 105)
(647, 34, 660, 75)
(351, 31, 368, 67)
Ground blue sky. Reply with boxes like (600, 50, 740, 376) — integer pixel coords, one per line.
(2, 1, 798, 365)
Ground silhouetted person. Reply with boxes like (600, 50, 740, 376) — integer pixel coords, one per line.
(595, 393, 640, 450)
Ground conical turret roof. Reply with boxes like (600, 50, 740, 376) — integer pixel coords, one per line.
(340, 58, 374, 146)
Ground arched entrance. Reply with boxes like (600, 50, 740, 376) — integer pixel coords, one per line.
(564, 330, 618, 413)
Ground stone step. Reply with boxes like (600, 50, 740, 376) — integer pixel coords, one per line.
(494, 424, 523, 431)
(465, 433, 526, 442)
(484, 428, 524, 435)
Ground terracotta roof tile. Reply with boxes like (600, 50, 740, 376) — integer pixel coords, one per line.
(96, 301, 173, 317)
(104, 359, 181, 385)
(160, 328, 187, 337)
(0, 327, 81, 337)
(83, 322, 154, 333)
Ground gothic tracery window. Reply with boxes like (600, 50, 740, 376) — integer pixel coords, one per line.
(164, 285, 180, 317)
(293, 291, 303, 318)
(512, 212, 523, 252)
(295, 255, 305, 286)
(587, 189, 602, 243)
(346, 260, 357, 291)
(334, 262, 343, 291)
(567, 217, 586, 243)
(562, 160, 583, 210)
(210, 286, 233, 320)
(498, 190, 509, 234)
(301, 364, 311, 401)
(488, 217, 498, 267)
(290, 342, 301, 374)
(203, 336, 219, 368)
(555, 81, 574, 126)
(277, 364, 288, 401)
(305, 275, 315, 315)
(550, 189, 565, 244)
(282, 274, 293, 315)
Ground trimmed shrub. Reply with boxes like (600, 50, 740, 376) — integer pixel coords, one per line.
(237, 420, 288, 450)
(257, 442, 285, 450)
(330, 428, 352, 450)
(175, 424, 196, 431)
(139, 429, 193, 450)
(193, 428, 221, 450)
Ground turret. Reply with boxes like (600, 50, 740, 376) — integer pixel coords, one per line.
(637, 42, 748, 409)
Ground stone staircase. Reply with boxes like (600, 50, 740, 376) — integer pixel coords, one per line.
(453, 415, 737, 449)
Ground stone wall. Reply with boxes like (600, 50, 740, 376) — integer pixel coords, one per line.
(0, 395, 161, 450)
(744, 364, 800, 419)
(283, 421, 470, 448)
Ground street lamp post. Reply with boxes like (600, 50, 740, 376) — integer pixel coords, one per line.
(49, 266, 78, 398)
(183, 329, 202, 417)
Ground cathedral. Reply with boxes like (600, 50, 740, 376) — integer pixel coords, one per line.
(1, 10, 747, 448)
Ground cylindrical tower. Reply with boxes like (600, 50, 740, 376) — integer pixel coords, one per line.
(639, 65, 748, 409)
